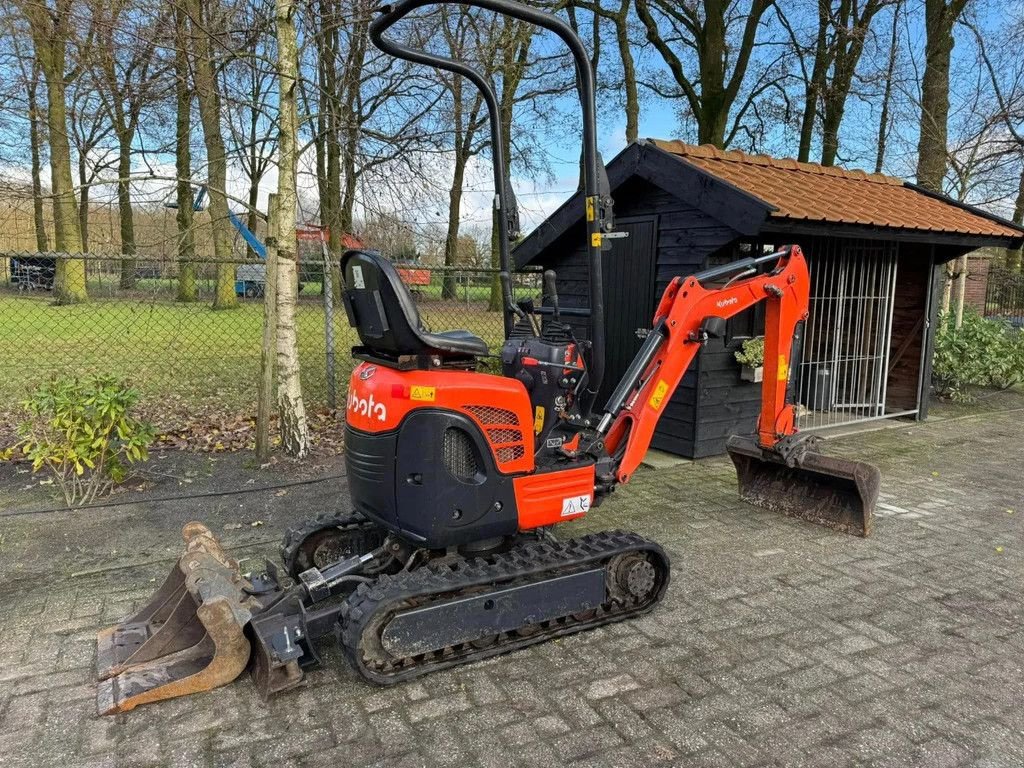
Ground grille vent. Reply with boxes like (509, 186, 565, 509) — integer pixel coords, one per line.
(443, 427, 479, 480)
(462, 405, 527, 468)
(463, 406, 519, 426)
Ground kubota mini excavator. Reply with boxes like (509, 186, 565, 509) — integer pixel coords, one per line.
(95, 0, 880, 715)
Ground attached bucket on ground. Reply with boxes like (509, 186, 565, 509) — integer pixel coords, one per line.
(95, 523, 260, 715)
(726, 435, 880, 537)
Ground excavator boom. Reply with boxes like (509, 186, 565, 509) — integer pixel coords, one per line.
(599, 245, 878, 536)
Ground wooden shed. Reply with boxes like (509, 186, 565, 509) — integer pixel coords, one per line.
(514, 139, 1024, 459)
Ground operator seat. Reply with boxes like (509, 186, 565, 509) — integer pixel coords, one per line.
(340, 249, 489, 361)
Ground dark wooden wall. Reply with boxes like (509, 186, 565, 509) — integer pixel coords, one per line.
(886, 244, 930, 411)
(527, 176, 740, 458)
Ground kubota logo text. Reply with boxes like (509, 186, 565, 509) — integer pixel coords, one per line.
(348, 391, 387, 422)
(716, 297, 738, 308)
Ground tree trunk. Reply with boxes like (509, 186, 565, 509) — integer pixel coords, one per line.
(1006, 164, 1024, 272)
(616, 1, 639, 143)
(187, 0, 238, 309)
(174, 1, 198, 302)
(26, 0, 87, 304)
(916, 0, 966, 192)
(27, 66, 49, 252)
(78, 152, 90, 252)
(116, 137, 137, 288)
(443, 73, 466, 301)
(798, 2, 830, 163)
(443, 161, 466, 300)
(489, 22, 531, 311)
(875, 2, 901, 173)
(274, 0, 310, 458)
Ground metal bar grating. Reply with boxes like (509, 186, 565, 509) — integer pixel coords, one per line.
(796, 240, 898, 431)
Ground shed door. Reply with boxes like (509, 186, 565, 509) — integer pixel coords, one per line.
(597, 216, 658, 408)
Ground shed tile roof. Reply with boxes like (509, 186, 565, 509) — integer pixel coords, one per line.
(649, 139, 1022, 239)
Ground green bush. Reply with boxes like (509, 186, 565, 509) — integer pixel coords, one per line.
(932, 309, 1024, 402)
(7, 375, 155, 506)
(734, 336, 765, 368)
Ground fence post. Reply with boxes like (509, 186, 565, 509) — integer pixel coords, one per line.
(321, 232, 337, 410)
(255, 194, 280, 461)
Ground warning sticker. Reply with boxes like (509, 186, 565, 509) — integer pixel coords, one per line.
(410, 386, 436, 402)
(777, 354, 789, 381)
(534, 406, 545, 434)
(351, 265, 365, 289)
(648, 379, 670, 410)
(561, 494, 592, 517)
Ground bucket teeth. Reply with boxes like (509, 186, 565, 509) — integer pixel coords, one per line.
(726, 435, 880, 537)
(95, 523, 263, 715)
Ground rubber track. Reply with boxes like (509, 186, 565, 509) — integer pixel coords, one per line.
(338, 529, 670, 685)
(279, 511, 381, 578)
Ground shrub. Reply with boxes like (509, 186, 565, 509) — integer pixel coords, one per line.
(932, 309, 1024, 402)
(9, 375, 155, 506)
(734, 336, 765, 368)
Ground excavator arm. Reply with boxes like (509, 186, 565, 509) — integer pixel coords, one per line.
(601, 246, 809, 482)
(595, 245, 878, 536)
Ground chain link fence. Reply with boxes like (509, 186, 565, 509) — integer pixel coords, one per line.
(0, 251, 540, 450)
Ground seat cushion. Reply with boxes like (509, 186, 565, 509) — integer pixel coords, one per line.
(420, 329, 489, 357)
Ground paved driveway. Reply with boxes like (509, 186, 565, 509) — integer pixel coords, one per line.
(0, 399, 1022, 767)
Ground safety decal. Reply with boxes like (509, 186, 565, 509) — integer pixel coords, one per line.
(351, 265, 365, 289)
(648, 379, 670, 410)
(560, 494, 592, 517)
(534, 406, 546, 434)
(591, 232, 602, 248)
(777, 354, 789, 381)
(410, 386, 436, 402)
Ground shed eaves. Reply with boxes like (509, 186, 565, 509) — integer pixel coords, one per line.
(650, 139, 1022, 239)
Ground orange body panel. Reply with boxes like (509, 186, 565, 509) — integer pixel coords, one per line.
(346, 361, 536, 475)
(513, 464, 596, 529)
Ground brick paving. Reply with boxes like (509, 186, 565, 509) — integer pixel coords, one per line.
(0, 399, 1022, 767)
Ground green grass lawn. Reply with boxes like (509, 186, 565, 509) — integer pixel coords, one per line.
(0, 291, 506, 432)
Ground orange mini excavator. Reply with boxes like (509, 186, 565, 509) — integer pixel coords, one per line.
(95, 0, 880, 715)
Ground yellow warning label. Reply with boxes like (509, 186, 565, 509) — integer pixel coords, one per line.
(649, 380, 670, 411)
(585, 196, 596, 222)
(778, 354, 789, 381)
(410, 386, 436, 402)
(534, 406, 545, 434)
(591, 232, 602, 248)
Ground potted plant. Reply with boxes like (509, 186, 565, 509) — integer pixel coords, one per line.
(734, 337, 764, 383)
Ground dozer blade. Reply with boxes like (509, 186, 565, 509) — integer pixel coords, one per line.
(726, 435, 880, 537)
(95, 522, 263, 715)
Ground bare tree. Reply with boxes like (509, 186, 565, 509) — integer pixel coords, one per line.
(916, 0, 970, 192)
(273, 0, 310, 456)
(634, 0, 779, 148)
(185, 0, 237, 309)
(21, 0, 89, 303)
(93, 0, 167, 287)
(173, 0, 199, 300)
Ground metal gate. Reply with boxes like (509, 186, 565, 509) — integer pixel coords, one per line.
(796, 240, 898, 430)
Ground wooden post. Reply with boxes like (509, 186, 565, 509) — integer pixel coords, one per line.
(256, 193, 280, 460)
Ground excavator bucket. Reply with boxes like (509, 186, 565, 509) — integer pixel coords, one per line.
(95, 523, 262, 715)
(726, 435, 880, 537)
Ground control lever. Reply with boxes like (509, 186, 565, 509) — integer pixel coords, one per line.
(500, 271, 527, 319)
(543, 270, 560, 322)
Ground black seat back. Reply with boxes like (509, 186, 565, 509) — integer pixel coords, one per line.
(341, 249, 427, 356)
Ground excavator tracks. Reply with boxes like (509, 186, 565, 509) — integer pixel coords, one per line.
(279, 511, 386, 578)
(338, 530, 670, 685)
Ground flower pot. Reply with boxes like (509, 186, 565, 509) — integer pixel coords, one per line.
(741, 365, 763, 383)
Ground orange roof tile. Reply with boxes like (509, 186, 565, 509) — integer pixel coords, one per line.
(649, 139, 1022, 239)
